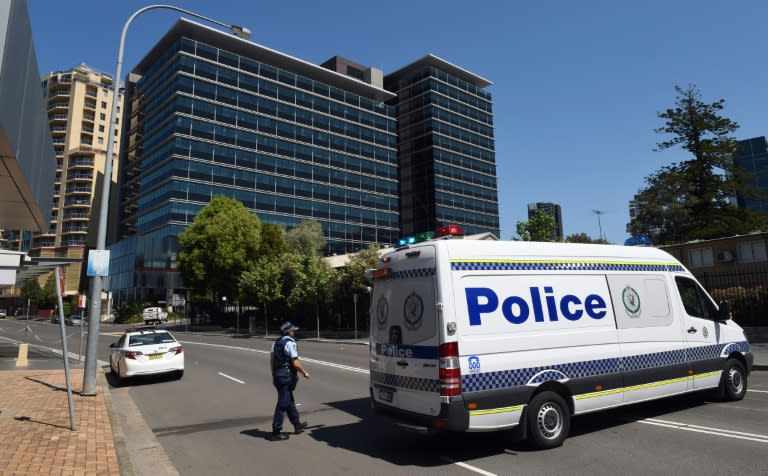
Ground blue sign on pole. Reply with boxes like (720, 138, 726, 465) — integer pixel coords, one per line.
(87, 250, 110, 277)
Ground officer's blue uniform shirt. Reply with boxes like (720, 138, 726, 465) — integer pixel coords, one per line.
(271, 337, 298, 361)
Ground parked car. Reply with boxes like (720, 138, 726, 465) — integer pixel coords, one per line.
(109, 327, 184, 384)
(65, 313, 84, 326)
(142, 307, 168, 325)
(0, 309, 6, 318)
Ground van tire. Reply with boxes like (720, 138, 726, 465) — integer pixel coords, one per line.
(720, 359, 747, 401)
(526, 391, 570, 450)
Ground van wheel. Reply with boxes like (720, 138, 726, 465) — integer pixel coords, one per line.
(526, 391, 570, 450)
(720, 359, 747, 401)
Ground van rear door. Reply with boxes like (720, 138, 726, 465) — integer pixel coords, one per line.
(369, 244, 441, 417)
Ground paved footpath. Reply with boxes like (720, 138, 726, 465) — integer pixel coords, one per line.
(0, 368, 119, 475)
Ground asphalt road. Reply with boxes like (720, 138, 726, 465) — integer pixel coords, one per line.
(2, 318, 768, 475)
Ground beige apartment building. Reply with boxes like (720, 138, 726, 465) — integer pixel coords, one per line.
(4, 64, 123, 296)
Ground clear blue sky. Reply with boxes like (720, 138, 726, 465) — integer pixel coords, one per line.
(27, 0, 768, 243)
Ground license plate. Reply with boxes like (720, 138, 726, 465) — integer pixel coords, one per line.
(149, 353, 163, 360)
(379, 388, 393, 402)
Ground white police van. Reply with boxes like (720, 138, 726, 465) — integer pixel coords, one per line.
(368, 227, 753, 449)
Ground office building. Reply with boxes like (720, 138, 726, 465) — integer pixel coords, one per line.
(384, 55, 499, 237)
(734, 136, 768, 215)
(5, 64, 123, 296)
(108, 19, 400, 304)
(528, 202, 563, 241)
(107, 19, 499, 305)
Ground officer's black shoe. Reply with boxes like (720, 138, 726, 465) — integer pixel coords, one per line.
(270, 431, 288, 441)
(293, 422, 308, 434)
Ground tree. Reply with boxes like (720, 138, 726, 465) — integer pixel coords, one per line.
(330, 245, 380, 328)
(514, 209, 557, 242)
(20, 279, 43, 307)
(286, 251, 335, 339)
(565, 232, 608, 244)
(239, 256, 284, 335)
(177, 196, 262, 299)
(40, 274, 57, 308)
(629, 85, 768, 243)
(258, 223, 289, 259)
(285, 220, 326, 254)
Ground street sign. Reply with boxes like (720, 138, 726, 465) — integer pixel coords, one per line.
(78, 295, 87, 308)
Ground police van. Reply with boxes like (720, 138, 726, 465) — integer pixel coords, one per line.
(368, 226, 753, 449)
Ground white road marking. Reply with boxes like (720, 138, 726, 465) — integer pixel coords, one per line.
(748, 389, 768, 394)
(180, 340, 370, 374)
(639, 418, 768, 443)
(217, 372, 245, 384)
(440, 457, 497, 476)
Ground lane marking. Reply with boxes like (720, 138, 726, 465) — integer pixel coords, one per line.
(180, 340, 370, 374)
(638, 418, 768, 443)
(440, 457, 497, 476)
(218, 372, 245, 384)
(748, 389, 768, 394)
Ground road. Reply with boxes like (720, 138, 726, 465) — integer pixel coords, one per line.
(2, 317, 768, 475)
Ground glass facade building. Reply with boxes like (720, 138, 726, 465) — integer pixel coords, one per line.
(735, 136, 768, 215)
(108, 19, 398, 303)
(384, 55, 499, 237)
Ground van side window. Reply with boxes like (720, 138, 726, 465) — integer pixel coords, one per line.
(674, 276, 718, 320)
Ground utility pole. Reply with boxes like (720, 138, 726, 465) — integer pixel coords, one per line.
(592, 210, 605, 242)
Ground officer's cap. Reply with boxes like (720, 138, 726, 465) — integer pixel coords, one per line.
(280, 321, 297, 334)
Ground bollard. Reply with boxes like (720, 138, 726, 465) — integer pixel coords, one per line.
(16, 343, 29, 367)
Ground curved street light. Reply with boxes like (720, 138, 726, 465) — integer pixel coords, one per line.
(82, 4, 251, 395)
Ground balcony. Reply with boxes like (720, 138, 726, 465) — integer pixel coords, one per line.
(68, 157, 94, 168)
(63, 211, 90, 220)
(83, 101, 97, 110)
(65, 185, 91, 195)
(62, 225, 88, 234)
(66, 172, 93, 182)
(82, 113, 95, 122)
(81, 126, 94, 134)
(63, 198, 91, 208)
(48, 88, 71, 98)
(48, 101, 69, 111)
(49, 113, 68, 122)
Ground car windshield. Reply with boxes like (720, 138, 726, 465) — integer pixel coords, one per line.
(128, 333, 176, 346)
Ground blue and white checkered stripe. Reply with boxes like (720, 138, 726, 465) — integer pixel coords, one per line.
(462, 357, 621, 393)
(371, 370, 439, 393)
(451, 261, 686, 272)
(380, 268, 436, 281)
(460, 340, 750, 394)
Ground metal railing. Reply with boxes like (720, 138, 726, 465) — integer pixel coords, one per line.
(695, 269, 768, 327)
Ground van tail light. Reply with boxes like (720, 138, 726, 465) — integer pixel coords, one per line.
(439, 342, 461, 397)
(124, 350, 142, 360)
(171, 346, 183, 355)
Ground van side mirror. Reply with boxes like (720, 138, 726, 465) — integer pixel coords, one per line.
(717, 300, 732, 321)
(109, 343, 115, 348)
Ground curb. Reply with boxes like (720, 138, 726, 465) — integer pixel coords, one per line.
(101, 369, 136, 476)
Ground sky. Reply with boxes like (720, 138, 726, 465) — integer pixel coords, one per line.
(25, 0, 768, 244)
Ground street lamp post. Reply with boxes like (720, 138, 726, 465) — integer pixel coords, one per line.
(81, 4, 251, 396)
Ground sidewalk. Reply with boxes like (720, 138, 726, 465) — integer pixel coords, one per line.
(0, 368, 119, 475)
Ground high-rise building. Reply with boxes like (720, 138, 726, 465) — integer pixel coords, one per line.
(734, 136, 768, 215)
(106, 19, 499, 304)
(384, 55, 499, 237)
(8, 64, 123, 296)
(527, 202, 563, 241)
(108, 19, 399, 304)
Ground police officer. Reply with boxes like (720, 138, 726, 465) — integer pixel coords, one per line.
(270, 321, 309, 441)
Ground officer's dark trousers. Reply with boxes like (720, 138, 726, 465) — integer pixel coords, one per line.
(272, 383, 300, 432)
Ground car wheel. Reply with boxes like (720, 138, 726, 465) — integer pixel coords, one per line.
(526, 391, 570, 450)
(720, 358, 747, 401)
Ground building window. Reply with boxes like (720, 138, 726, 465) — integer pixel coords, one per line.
(738, 240, 767, 262)
(98, 137, 104, 144)
(101, 101, 107, 109)
(688, 247, 714, 268)
(99, 125, 105, 132)
(100, 113, 106, 120)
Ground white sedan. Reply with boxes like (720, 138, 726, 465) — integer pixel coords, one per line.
(109, 327, 184, 383)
